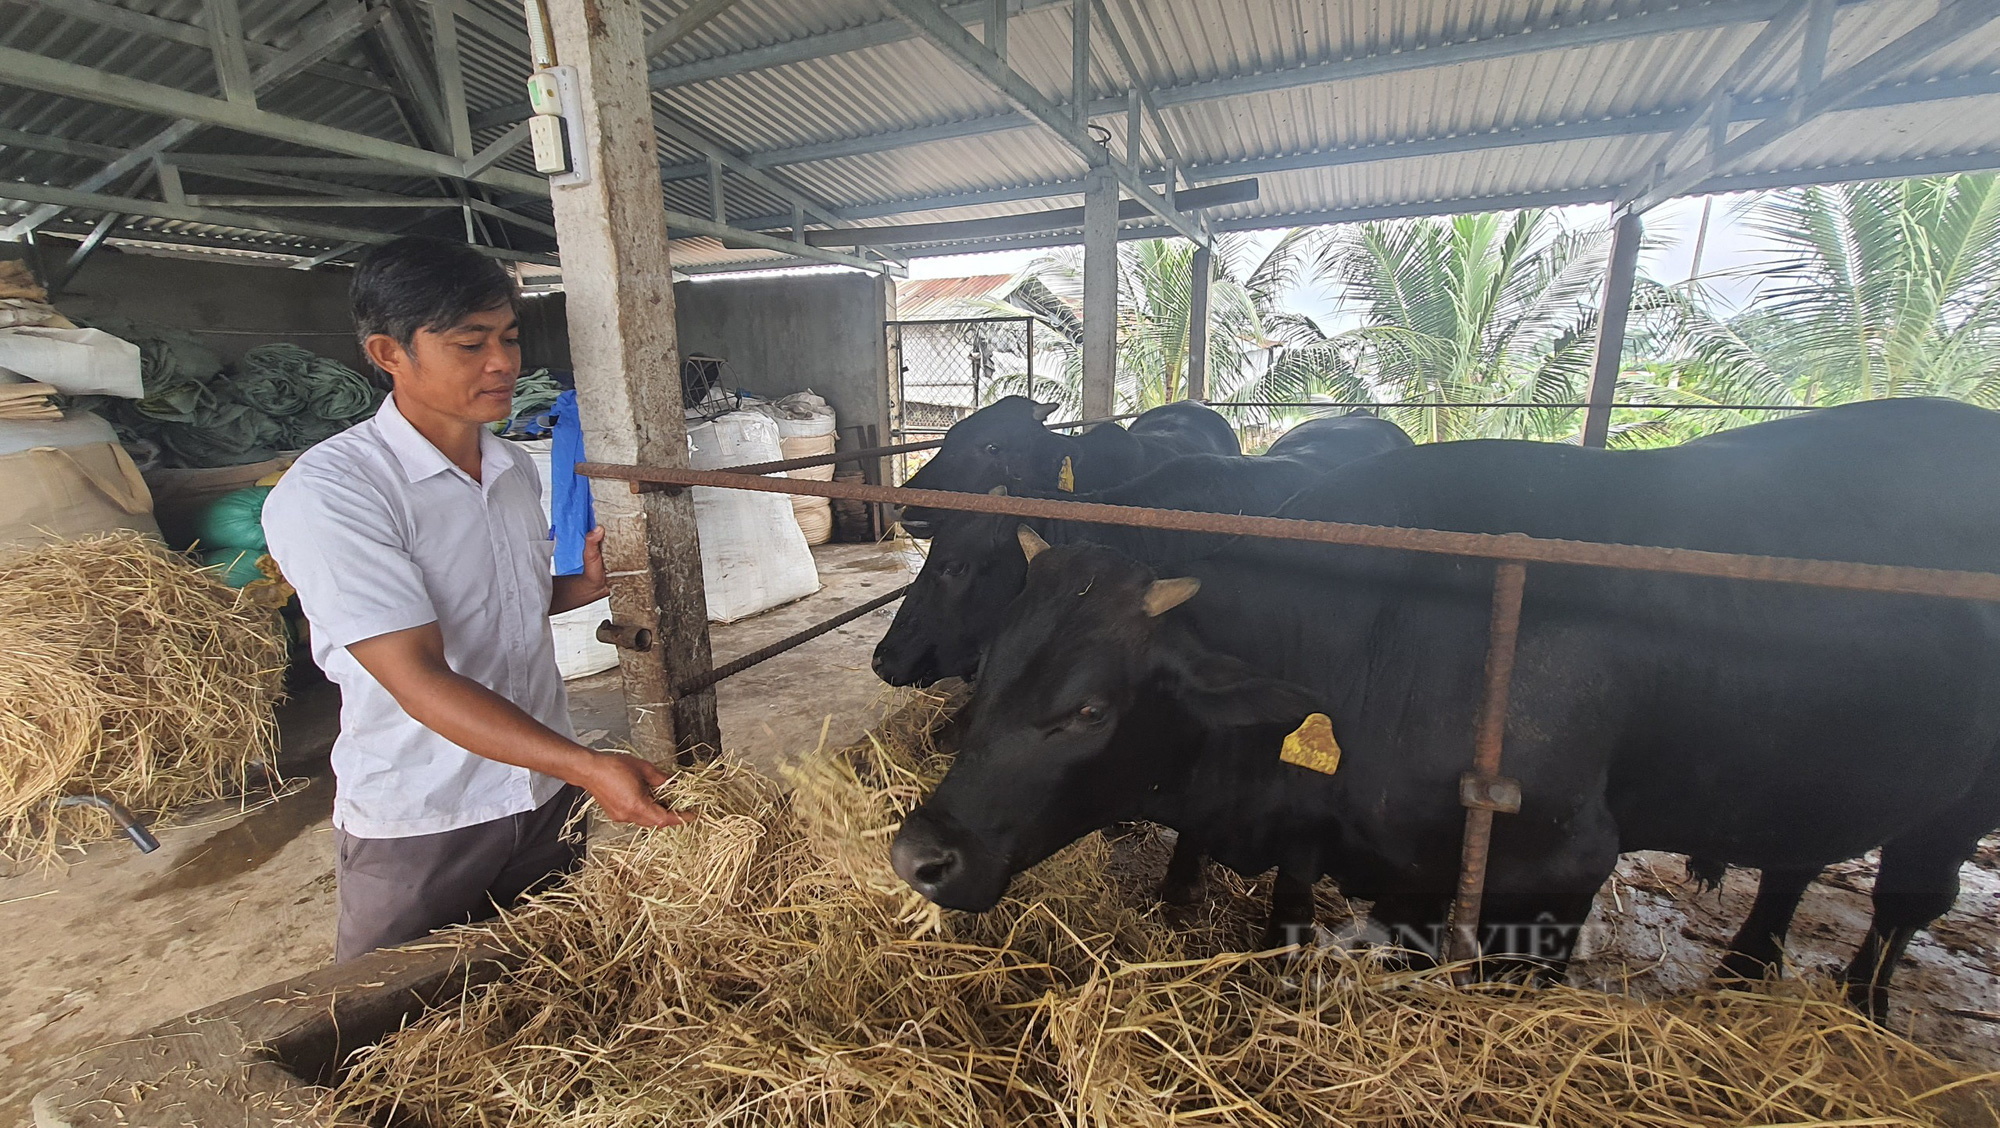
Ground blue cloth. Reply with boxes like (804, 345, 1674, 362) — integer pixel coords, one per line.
(548, 389, 595, 576)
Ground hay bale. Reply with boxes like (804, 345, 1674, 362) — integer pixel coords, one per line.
(0, 531, 287, 864)
(326, 695, 2000, 1127)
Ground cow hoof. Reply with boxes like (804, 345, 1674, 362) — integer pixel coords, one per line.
(1712, 950, 1779, 984)
(1845, 981, 1891, 1024)
(1259, 921, 1318, 952)
(1156, 874, 1203, 907)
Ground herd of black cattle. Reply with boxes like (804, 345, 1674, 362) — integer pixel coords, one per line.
(867, 395, 2000, 1018)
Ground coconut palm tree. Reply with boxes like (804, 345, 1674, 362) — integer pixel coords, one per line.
(1013, 230, 1324, 415)
(1645, 174, 2000, 428)
(1259, 209, 1622, 443)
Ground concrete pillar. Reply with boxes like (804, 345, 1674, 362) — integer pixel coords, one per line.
(1580, 209, 1643, 449)
(546, 0, 720, 762)
(1081, 167, 1118, 418)
(1187, 242, 1211, 401)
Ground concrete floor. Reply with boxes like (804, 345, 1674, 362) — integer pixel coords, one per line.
(0, 540, 921, 1125)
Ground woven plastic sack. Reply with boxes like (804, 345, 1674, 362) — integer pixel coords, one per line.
(687, 411, 819, 621)
(193, 486, 272, 551)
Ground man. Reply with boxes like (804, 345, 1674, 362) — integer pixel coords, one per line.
(266, 236, 688, 962)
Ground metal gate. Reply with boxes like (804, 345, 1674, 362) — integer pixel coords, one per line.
(887, 316, 1048, 483)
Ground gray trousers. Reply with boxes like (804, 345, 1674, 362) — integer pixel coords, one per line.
(333, 785, 586, 962)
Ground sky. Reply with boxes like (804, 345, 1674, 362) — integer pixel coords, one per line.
(904, 192, 1779, 329)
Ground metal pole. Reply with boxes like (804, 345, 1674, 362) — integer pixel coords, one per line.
(1188, 243, 1211, 401)
(547, 0, 721, 764)
(1447, 560, 1528, 969)
(1580, 209, 1643, 448)
(1082, 167, 1119, 419)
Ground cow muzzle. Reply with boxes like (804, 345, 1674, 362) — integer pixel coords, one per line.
(891, 808, 1007, 912)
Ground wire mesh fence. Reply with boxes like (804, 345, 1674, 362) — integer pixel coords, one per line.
(888, 317, 1073, 482)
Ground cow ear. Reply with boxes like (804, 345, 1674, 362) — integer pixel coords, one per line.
(1018, 524, 1049, 562)
(1142, 576, 1200, 617)
(1031, 400, 1059, 422)
(1162, 648, 1322, 729)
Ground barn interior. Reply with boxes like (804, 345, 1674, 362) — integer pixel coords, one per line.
(5, 0, 2000, 1123)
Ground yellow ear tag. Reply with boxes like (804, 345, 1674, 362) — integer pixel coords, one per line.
(1280, 713, 1341, 775)
(1057, 455, 1075, 492)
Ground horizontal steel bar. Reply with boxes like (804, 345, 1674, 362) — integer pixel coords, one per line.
(805, 178, 1257, 247)
(705, 411, 1142, 475)
(575, 464, 2000, 603)
(680, 583, 911, 696)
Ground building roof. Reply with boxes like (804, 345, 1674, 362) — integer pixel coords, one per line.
(895, 273, 1018, 318)
(3, 0, 1997, 271)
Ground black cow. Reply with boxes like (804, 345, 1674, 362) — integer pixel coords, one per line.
(875, 412, 1412, 687)
(898, 396, 1239, 536)
(891, 398, 2000, 1016)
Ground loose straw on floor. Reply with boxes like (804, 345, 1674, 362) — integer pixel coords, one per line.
(326, 691, 2000, 1127)
(0, 531, 287, 865)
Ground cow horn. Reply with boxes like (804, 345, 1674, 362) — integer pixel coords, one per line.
(1017, 525, 1050, 562)
(988, 485, 1008, 496)
(1031, 400, 1059, 422)
(1142, 576, 1201, 617)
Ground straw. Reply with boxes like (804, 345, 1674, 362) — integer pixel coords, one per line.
(324, 692, 2000, 1127)
(0, 531, 288, 865)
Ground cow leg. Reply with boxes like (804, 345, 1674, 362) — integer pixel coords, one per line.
(1359, 890, 1453, 970)
(1156, 832, 1205, 906)
(1714, 866, 1821, 983)
(1844, 821, 1988, 1021)
(1259, 869, 1318, 950)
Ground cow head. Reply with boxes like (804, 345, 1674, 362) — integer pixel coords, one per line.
(891, 537, 1321, 911)
(873, 509, 1032, 686)
(899, 396, 1063, 537)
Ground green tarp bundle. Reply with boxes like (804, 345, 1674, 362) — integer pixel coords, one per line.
(65, 327, 386, 468)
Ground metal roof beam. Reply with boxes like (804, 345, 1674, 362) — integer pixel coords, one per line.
(0, 42, 551, 197)
(655, 0, 1870, 188)
(1625, 0, 2000, 212)
(1630, 0, 1812, 191)
(725, 70, 2000, 231)
(468, 0, 1072, 131)
(876, 0, 1205, 245)
(642, 0, 747, 60)
(804, 176, 1255, 245)
(15, 0, 391, 92)
(430, 0, 473, 159)
(0, 178, 559, 263)
(3, 0, 390, 239)
(202, 0, 258, 105)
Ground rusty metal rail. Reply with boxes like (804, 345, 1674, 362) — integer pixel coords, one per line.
(677, 583, 910, 697)
(721, 411, 1145, 476)
(579, 459, 2000, 965)
(580, 462, 2000, 603)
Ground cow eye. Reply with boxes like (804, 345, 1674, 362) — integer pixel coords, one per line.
(1077, 703, 1106, 725)
(939, 560, 967, 578)
(984, 443, 1000, 455)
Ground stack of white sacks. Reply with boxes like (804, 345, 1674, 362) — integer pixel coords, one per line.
(0, 265, 156, 552)
(526, 390, 839, 680)
(757, 391, 838, 546)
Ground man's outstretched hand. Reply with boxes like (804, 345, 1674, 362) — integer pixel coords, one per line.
(577, 750, 693, 828)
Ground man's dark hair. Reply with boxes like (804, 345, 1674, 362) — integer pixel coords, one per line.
(350, 236, 519, 355)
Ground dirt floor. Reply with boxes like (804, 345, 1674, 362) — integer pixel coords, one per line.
(7, 532, 2000, 1122)
(0, 540, 922, 1125)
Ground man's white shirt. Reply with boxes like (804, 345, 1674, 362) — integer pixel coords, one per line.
(265, 393, 570, 838)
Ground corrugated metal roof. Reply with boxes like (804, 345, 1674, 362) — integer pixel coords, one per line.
(1, 0, 1996, 270)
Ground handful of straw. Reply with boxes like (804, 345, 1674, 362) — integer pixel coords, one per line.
(0, 531, 287, 864)
(326, 694, 2000, 1127)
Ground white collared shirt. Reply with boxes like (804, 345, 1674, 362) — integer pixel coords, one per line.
(264, 394, 569, 838)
